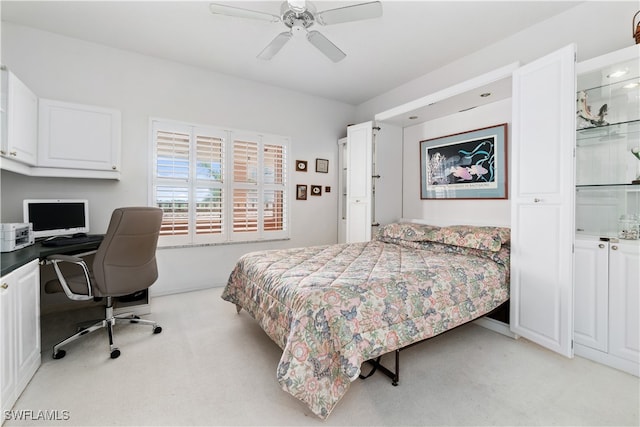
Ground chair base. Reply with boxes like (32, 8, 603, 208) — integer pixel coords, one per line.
(52, 296, 162, 360)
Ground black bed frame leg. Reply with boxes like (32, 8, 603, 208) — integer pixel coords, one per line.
(392, 349, 399, 386)
(359, 349, 400, 386)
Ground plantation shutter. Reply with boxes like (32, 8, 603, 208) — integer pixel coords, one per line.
(232, 138, 259, 233)
(155, 128, 190, 238)
(195, 133, 224, 237)
(151, 119, 289, 245)
(263, 143, 286, 232)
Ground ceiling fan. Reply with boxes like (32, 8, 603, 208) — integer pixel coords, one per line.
(209, 0, 383, 62)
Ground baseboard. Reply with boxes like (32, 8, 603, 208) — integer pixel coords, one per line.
(149, 283, 222, 298)
(474, 317, 516, 339)
(574, 343, 639, 377)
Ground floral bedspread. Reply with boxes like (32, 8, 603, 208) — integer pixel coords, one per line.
(221, 223, 510, 419)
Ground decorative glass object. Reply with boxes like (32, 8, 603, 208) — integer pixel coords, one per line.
(618, 214, 640, 240)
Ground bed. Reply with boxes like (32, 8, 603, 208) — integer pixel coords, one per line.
(221, 222, 510, 419)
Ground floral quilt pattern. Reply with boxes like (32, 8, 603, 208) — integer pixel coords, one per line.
(221, 235, 509, 419)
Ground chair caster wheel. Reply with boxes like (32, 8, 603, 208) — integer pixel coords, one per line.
(110, 349, 121, 359)
(130, 315, 141, 324)
(153, 326, 162, 334)
(53, 350, 66, 360)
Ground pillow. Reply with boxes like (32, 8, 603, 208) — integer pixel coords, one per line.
(465, 226, 510, 246)
(376, 222, 441, 242)
(435, 225, 503, 252)
(377, 222, 508, 252)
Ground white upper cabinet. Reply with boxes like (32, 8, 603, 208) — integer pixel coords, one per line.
(0, 68, 122, 179)
(1, 69, 38, 166)
(510, 44, 577, 358)
(38, 99, 121, 173)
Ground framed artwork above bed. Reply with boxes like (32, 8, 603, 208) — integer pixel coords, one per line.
(420, 123, 508, 199)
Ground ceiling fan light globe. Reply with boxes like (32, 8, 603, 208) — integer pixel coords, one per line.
(287, 0, 307, 13)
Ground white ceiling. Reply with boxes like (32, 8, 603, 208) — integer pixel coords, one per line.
(1, 1, 582, 105)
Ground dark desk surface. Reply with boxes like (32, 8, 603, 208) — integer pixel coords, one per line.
(1, 239, 103, 277)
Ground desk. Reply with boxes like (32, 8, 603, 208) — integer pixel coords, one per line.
(0, 237, 149, 313)
(1, 239, 103, 277)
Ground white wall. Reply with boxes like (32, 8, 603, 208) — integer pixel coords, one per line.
(356, 2, 636, 122)
(0, 23, 356, 299)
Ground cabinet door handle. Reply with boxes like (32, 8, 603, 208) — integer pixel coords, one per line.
(1, 283, 8, 289)
(611, 245, 618, 251)
(598, 244, 605, 249)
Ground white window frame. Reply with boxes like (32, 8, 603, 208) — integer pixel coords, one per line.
(150, 118, 290, 247)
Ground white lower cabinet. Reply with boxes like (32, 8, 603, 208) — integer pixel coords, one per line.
(0, 259, 41, 419)
(574, 236, 639, 376)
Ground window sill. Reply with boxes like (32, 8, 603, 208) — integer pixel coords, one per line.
(157, 237, 291, 250)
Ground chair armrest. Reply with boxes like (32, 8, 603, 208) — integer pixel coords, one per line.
(46, 254, 94, 301)
(47, 254, 84, 263)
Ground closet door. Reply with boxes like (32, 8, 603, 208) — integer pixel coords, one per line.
(510, 44, 576, 357)
(346, 122, 372, 243)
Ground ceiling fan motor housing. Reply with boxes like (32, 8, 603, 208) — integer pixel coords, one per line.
(281, 1, 316, 30)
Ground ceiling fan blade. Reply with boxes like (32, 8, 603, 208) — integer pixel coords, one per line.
(257, 32, 293, 60)
(209, 3, 281, 23)
(307, 30, 346, 62)
(315, 1, 382, 26)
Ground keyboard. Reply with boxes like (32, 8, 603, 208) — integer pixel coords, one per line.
(41, 235, 104, 247)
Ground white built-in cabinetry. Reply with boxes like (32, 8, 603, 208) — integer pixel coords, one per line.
(338, 122, 402, 243)
(0, 259, 41, 417)
(344, 122, 373, 243)
(371, 43, 639, 375)
(1, 70, 38, 166)
(572, 45, 640, 376)
(0, 67, 121, 179)
(510, 44, 577, 358)
(38, 99, 121, 173)
(574, 238, 639, 375)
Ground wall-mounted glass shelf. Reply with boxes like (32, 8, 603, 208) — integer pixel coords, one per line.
(576, 120, 640, 145)
(577, 183, 640, 189)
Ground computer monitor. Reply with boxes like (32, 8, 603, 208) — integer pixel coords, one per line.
(23, 199, 90, 239)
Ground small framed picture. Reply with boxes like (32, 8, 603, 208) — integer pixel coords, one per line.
(295, 160, 308, 172)
(324, 186, 331, 193)
(310, 185, 322, 196)
(315, 158, 329, 173)
(296, 184, 307, 200)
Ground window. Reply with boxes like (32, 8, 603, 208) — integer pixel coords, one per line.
(151, 120, 289, 246)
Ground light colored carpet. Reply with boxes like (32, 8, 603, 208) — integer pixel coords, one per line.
(6, 288, 639, 426)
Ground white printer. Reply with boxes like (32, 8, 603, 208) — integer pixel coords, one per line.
(0, 223, 35, 252)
